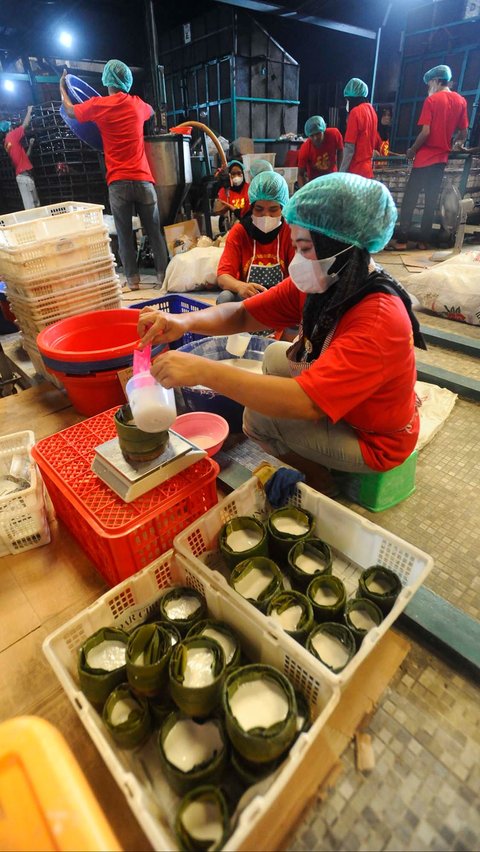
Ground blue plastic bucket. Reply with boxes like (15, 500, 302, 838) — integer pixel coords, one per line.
(60, 74, 103, 152)
(177, 335, 275, 432)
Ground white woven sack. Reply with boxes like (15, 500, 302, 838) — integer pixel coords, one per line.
(406, 251, 480, 325)
(162, 246, 224, 294)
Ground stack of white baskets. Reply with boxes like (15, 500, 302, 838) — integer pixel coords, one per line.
(0, 202, 122, 383)
(0, 431, 51, 557)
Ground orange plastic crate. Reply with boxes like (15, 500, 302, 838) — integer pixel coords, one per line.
(31, 409, 219, 586)
(0, 716, 121, 852)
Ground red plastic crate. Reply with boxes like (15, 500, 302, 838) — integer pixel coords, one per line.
(31, 409, 219, 586)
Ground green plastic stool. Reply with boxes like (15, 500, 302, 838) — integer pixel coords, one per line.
(333, 450, 418, 512)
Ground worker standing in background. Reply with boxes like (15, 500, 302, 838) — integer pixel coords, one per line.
(60, 59, 169, 291)
(340, 78, 378, 179)
(393, 65, 469, 250)
(1, 107, 40, 209)
(297, 116, 344, 187)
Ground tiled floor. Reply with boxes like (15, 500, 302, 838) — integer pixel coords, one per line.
(288, 641, 480, 852)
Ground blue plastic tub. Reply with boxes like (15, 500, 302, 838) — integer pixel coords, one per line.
(177, 335, 275, 432)
(60, 74, 103, 152)
(129, 294, 210, 349)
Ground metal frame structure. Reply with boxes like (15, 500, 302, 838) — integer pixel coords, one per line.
(160, 8, 300, 144)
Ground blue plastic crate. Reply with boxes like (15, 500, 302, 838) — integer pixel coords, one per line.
(129, 294, 210, 348)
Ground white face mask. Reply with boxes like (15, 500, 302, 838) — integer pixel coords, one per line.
(231, 176, 243, 186)
(252, 215, 281, 234)
(288, 244, 353, 294)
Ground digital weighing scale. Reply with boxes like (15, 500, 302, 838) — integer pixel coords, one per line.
(91, 430, 206, 502)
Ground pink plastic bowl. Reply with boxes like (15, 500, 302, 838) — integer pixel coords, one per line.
(172, 412, 229, 457)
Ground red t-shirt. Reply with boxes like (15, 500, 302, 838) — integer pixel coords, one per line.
(245, 277, 418, 471)
(217, 182, 250, 217)
(344, 102, 378, 179)
(217, 219, 294, 281)
(74, 93, 154, 185)
(413, 90, 469, 168)
(297, 129, 344, 179)
(4, 126, 32, 176)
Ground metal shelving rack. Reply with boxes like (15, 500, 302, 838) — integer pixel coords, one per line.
(159, 7, 300, 148)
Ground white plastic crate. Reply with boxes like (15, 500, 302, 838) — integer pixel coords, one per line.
(21, 336, 64, 388)
(0, 202, 104, 248)
(43, 551, 339, 852)
(174, 476, 434, 687)
(8, 276, 121, 321)
(5, 257, 117, 300)
(0, 227, 111, 282)
(0, 431, 51, 556)
(12, 293, 122, 340)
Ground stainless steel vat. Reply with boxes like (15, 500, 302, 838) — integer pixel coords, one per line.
(144, 134, 192, 226)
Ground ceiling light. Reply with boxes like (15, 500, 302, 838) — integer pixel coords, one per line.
(59, 31, 73, 48)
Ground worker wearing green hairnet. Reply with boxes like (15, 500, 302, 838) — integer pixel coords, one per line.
(297, 116, 343, 187)
(60, 60, 168, 290)
(215, 171, 294, 303)
(138, 173, 426, 489)
(340, 78, 378, 179)
(392, 64, 469, 250)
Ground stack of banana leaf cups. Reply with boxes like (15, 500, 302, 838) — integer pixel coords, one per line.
(76, 582, 313, 851)
(218, 505, 403, 676)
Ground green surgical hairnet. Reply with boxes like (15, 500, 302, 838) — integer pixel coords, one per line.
(248, 171, 290, 209)
(304, 115, 326, 136)
(228, 160, 245, 171)
(343, 77, 369, 99)
(249, 159, 274, 178)
(283, 172, 397, 254)
(423, 64, 452, 84)
(102, 59, 133, 93)
(0, 120, 11, 133)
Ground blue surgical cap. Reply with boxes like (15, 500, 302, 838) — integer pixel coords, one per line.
(283, 172, 397, 254)
(248, 171, 290, 209)
(249, 159, 274, 178)
(0, 120, 11, 133)
(304, 115, 326, 136)
(343, 77, 369, 99)
(423, 64, 452, 84)
(102, 59, 133, 93)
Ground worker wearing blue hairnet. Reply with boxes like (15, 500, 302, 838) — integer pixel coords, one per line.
(60, 61, 168, 290)
(215, 171, 294, 303)
(340, 78, 378, 179)
(297, 115, 343, 187)
(138, 172, 426, 488)
(392, 64, 469, 250)
(249, 159, 274, 178)
(1, 107, 39, 209)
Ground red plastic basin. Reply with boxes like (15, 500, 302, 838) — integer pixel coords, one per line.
(50, 368, 126, 416)
(37, 309, 142, 364)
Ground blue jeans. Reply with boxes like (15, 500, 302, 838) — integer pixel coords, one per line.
(108, 180, 169, 285)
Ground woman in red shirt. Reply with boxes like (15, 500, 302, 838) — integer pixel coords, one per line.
(137, 174, 426, 485)
(340, 78, 378, 179)
(215, 160, 250, 219)
(215, 170, 294, 303)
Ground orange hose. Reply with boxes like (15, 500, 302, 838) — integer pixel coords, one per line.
(173, 121, 228, 168)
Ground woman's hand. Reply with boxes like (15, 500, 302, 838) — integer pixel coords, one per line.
(236, 282, 267, 299)
(150, 351, 208, 389)
(137, 308, 185, 348)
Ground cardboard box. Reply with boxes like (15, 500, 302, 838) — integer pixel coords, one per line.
(164, 220, 200, 258)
